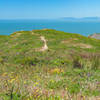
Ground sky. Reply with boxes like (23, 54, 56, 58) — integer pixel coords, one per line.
(0, 0, 100, 19)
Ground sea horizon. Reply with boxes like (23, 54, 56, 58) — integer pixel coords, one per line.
(0, 19, 100, 36)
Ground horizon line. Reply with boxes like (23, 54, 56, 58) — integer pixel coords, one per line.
(0, 16, 100, 20)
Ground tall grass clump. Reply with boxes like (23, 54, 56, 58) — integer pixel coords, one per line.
(90, 54, 100, 70)
(72, 56, 84, 69)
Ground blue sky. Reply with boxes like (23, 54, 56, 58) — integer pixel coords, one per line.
(0, 0, 100, 19)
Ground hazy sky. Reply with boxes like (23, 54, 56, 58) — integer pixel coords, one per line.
(0, 0, 100, 19)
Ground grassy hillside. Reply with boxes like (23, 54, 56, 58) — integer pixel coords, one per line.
(0, 29, 100, 100)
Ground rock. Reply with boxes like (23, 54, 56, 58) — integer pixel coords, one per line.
(88, 33, 100, 39)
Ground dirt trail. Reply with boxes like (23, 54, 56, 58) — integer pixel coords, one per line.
(36, 36, 48, 52)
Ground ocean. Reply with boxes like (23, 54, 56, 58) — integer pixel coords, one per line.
(0, 19, 100, 36)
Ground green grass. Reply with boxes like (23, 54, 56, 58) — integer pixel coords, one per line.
(0, 29, 100, 100)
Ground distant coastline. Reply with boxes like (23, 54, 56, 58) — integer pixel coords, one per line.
(61, 17, 100, 22)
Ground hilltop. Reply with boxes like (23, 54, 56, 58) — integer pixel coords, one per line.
(0, 29, 100, 100)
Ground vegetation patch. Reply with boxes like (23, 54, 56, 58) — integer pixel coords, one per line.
(0, 29, 100, 100)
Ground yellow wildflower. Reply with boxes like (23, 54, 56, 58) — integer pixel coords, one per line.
(35, 82, 39, 85)
(33, 82, 39, 86)
(49, 68, 64, 74)
(36, 88, 39, 92)
(51, 80, 55, 83)
(24, 81, 27, 84)
(65, 87, 68, 90)
(2, 73, 7, 76)
(9, 78, 16, 83)
(50, 89, 53, 92)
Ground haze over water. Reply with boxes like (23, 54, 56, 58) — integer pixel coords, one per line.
(0, 19, 100, 36)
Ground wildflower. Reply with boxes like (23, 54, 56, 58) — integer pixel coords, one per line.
(27, 98, 30, 100)
(9, 78, 16, 83)
(35, 82, 39, 85)
(2, 73, 7, 76)
(65, 87, 67, 90)
(50, 89, 53, 92)
(51, 80, 55, 83)
(24, 81, 27, 84)
(35, 88, 39, 92)
(49, 68, 64, 74)
(33, 82, 39, 87)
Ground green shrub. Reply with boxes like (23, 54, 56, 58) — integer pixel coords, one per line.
(0, 56, 8, 64)
(67, 82, 80, 94)
(50, 58, 68, 67)
(17, 57, 39, 66)
(0, 57, 4, 64)
(73, 56, 83, 69)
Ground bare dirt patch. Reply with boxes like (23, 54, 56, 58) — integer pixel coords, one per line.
(73, 43, 93, 48)
(61, 39, 92, 48)
(61, 38, 78, 44)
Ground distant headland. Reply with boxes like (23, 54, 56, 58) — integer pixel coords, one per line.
(61, 17, 100, 22)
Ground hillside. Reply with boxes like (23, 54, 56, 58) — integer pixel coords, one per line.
(0, 29, 100, 100)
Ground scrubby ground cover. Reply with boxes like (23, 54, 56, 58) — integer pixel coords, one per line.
(0, 29, 100, 100)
